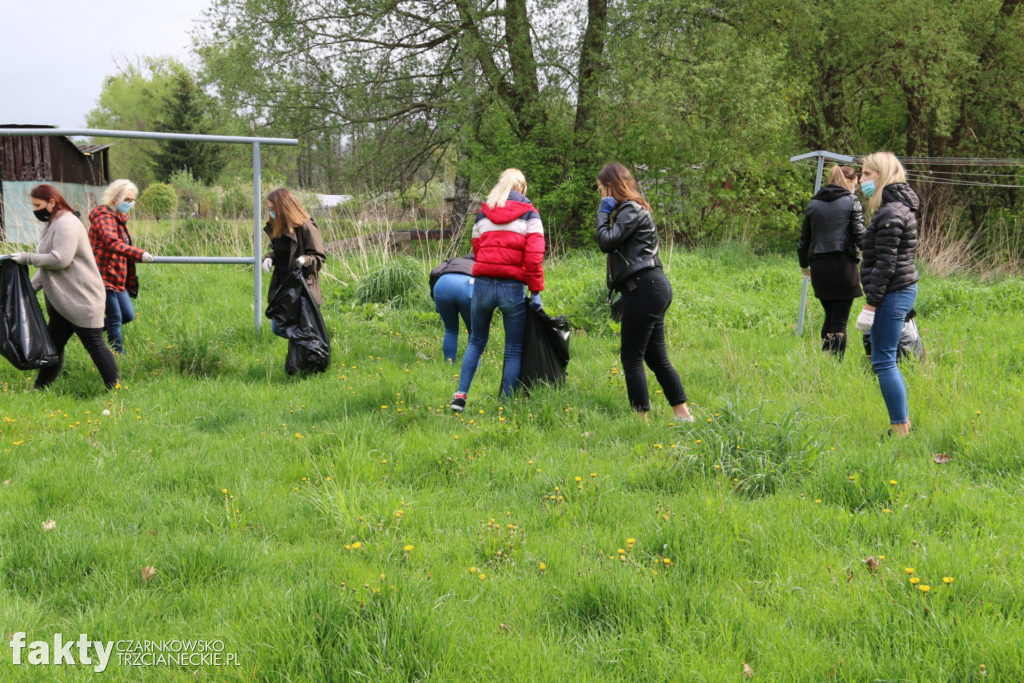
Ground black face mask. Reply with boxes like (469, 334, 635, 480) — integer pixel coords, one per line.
(33, 208, 52, 222)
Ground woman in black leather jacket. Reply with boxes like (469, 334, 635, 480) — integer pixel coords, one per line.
(596, 162, 692, 422)
(797, 164, 865, 356)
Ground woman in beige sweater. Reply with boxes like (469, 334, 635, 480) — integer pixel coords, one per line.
(12, 185, 119, 389)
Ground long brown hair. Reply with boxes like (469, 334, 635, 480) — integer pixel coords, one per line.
(266, 188, 311, 238)
(30, 184, 75, 216)
(827, 164, 857, 187)
(596, 163, 650, 211)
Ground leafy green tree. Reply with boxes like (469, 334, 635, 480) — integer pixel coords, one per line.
(86, 58, 193, 187)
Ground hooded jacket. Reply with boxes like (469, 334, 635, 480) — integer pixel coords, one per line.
(797, 185, 865, 268)
(860, 183, 920, 307)
(471, 191, 545, 291)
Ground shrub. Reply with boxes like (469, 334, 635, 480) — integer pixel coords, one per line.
(354, 258, 422, 306)
(137, 183, 177, 219)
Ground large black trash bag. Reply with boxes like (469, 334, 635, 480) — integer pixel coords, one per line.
(516, 305, 571, 393)
(0, 258, 58, 370)
(265, 267, 331, 375)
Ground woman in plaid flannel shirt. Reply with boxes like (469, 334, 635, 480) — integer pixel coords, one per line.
(87, 179, 155, 353)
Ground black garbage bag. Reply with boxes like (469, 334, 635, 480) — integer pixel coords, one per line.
(265, 267, 331, 375)
(516, 305, 571, 393)
(0, 258, 58, 370)
(862, 308, 924, 362)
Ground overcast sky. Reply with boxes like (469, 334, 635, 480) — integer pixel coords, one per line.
(0, 0, 212, 128)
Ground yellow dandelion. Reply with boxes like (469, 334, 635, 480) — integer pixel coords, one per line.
(626, 538, 636, 545)
(848, 475, 856, 481)
(617, 548, 626, 555)
(394, 509, 404, 517)
(469, 566, 478, 573)
(879, 555, 886, 560)
(478, 573, 487, 580)
(942, 576, 954, 584)
(918, 584, 931, 593)
(889, 480, 899, 485)
(381, 405, 388, 410)
(404, 544, 414, 552)
(883, 508, 892, 513)
(294, 432, 304, 439)
(350, 541, 362, 549)
(814, 499, 822, 504)
(538, 562, 547, 571)
(662, 558, 672, 565)
(590, 472, 597, 478)
(221, 488, 228, 494)
(909, 577, 920, 585)
(905, 567, 915, 574)
(574, 476, 582, 482)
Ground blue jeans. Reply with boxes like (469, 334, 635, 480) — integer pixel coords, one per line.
(433, 273, 473, 362)
(104, 289, 135, 353)
(457, 277, 526, 398)
(870, 284, 918, 424)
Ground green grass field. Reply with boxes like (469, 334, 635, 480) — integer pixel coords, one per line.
(2, 244, 1023, 680)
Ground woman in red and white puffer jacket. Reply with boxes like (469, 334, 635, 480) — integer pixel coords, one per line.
(450, 168, 545, 412)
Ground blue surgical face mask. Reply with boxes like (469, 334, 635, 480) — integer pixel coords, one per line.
(116, 200, 134, 213)
(267, 210, 276, 219)
(860, 179, 876, 197)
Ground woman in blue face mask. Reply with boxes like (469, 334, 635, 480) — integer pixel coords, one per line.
(854, 152, 921, 437)
(87, 179, 156, 353)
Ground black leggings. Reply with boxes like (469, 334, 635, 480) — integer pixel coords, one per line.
(619, 268, 687, 411)
(36, 300, 120, 389)
(818, 298, 853, 355)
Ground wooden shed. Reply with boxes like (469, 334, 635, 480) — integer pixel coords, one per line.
(0, 125, 111, 243)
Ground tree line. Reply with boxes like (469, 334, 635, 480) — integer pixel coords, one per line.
(88, 0, 1023, 249)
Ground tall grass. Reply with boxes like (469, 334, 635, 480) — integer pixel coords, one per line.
(1, 240, 1023, 679)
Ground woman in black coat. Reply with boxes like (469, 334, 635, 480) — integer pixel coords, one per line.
(797, 164, 865, 356)
(596, 162, 692, 422)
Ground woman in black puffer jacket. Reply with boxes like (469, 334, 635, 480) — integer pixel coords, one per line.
(797, 164, 865, 356)
(596, 162, 692, 422)
(853, 152, 920, 437)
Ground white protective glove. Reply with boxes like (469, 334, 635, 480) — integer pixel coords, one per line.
(141, 252, 156, 263)
(11, 252, 30, 264)
(262, 257, 273, 273)
(855, 308, 875, 332)
(296, 255, 308, 267)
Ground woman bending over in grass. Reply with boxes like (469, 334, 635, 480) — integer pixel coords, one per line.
(595, 162, 692, 422)
(853, 152, 920, 437)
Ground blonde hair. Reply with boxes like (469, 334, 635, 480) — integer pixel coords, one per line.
(861, 152, 906, 213)
(485, 169, 527, 209)
(827, 164, 857, 188)
(103, 179, 139, 208)
(266, 187, 312, 238)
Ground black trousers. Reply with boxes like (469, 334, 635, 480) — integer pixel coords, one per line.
(36, 300, 120, 389)
(619, 268, 687, 411)
(818, 298, 853, 355)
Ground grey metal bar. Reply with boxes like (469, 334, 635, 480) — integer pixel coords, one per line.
(789, 150, 856, 163)
(151, 256, 254, 264)
(252, 142, 263, 331)
(0, 128, 297, 146)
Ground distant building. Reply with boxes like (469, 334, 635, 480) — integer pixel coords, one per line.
(0, 125, 111, 243)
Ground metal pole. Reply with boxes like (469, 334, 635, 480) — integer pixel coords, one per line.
(253, 142, 263, 332)
(151, 257, 254, 264)
(797, 153, 827, 336)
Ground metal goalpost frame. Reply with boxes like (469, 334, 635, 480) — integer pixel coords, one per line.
(789, 150, 856, 336)
(0, 127, 299, 332)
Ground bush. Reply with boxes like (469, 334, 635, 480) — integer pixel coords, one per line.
(354, 258, 422, 306)
(137, 183, 177, 219)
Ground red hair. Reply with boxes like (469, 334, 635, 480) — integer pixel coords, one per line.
(597, 163, 651, 211)
(30, 184, 75, 215)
